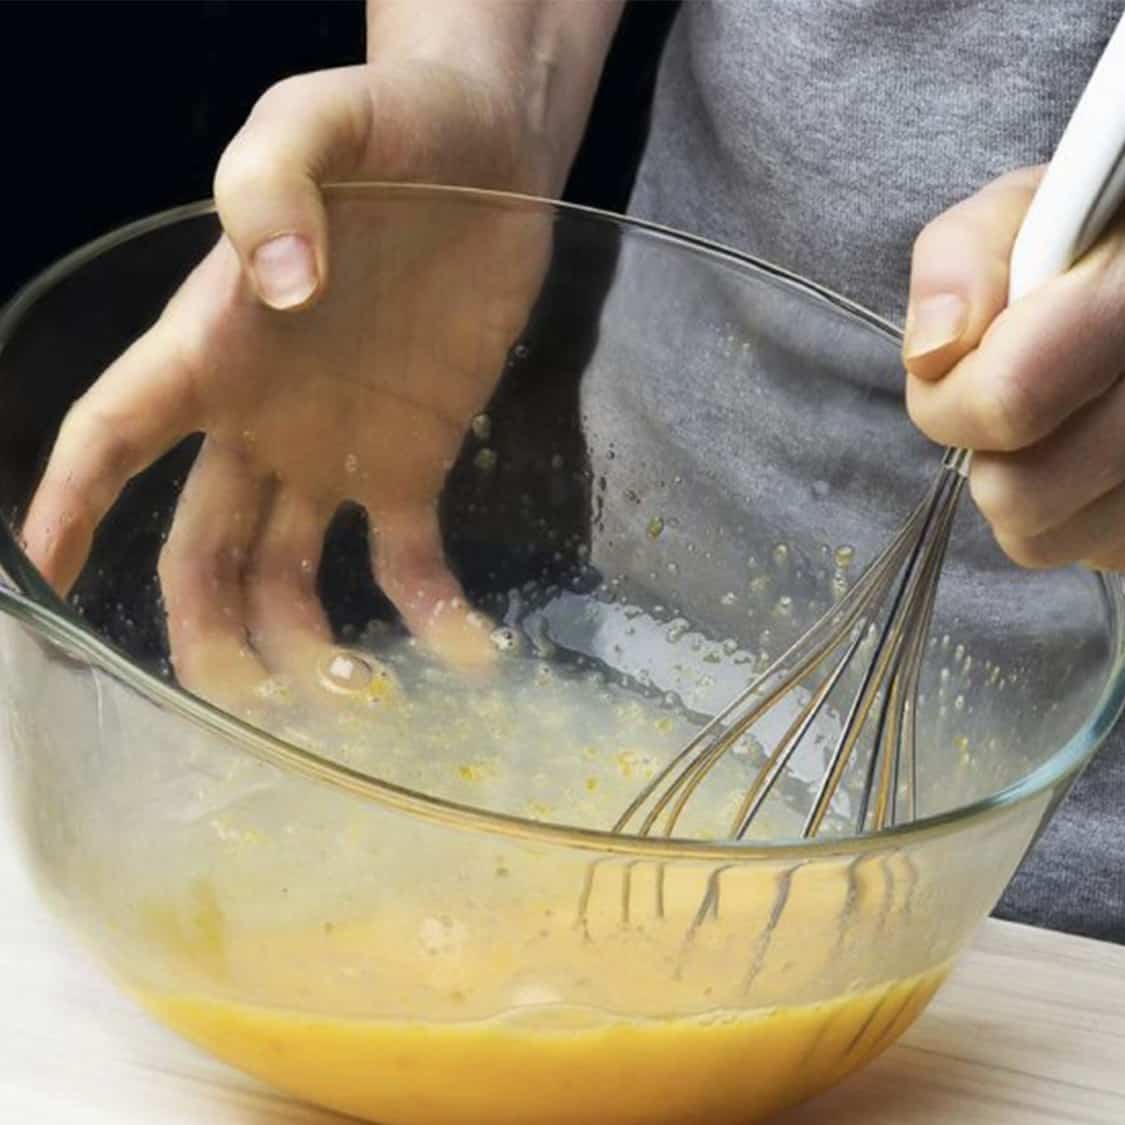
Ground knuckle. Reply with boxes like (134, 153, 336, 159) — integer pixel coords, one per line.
(211, 142, 242, 199)
(213, 136, 274, 203)
(994, 530, 1064, 571)
(969, 461, 1043, 537)
(56, 398, 92, 446)
(973, 367, 1046, 451)
(905, 376, 957, 447)
(213, 87, 297, 201)
(904, 378, 936, 439)
(986, 165, 1045, 205)
(909, 218, 949, 269)
(159, 542, 245, 598)
(910, 196, 983, 266)
(253, 75, 306, 117)
(96, 433, 139, 487)
(60, 402, 137, 486)
(244, 550, 315, 595)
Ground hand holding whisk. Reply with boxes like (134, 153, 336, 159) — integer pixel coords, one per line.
(594, 14, 1125, 892)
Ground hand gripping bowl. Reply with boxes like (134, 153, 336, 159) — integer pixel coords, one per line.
(0, 185, 1123, 1125)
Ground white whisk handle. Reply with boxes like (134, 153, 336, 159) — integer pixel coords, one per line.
(1008, 12, 1125, 302)
(950, 14, 1125, 478)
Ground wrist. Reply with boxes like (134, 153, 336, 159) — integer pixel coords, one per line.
(366, 1, 622, 198)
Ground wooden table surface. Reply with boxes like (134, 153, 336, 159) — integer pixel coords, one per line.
(4, 831, 1125, 1125)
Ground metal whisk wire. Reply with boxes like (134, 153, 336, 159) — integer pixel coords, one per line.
(577, 26, 1125, 937)
(616, 447, 969, 847)
(574, 450, 967, 938)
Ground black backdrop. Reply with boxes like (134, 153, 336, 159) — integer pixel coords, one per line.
(0, 0, 680, 303)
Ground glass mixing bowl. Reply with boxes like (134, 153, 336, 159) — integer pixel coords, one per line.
(1, 184, 1123, 1125)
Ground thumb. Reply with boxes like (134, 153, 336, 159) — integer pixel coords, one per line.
(213, 66, 374, 311)
(903, 165, 1044, 381)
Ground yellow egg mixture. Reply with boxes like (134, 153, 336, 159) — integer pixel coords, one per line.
(124, 629, 958, 1124)
(131, 883, 947, 1125)
(143, 967, 944, 1125)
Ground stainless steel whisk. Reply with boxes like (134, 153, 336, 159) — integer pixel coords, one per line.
(619, 448, 970, 844)
(605, 19, 1125, 855)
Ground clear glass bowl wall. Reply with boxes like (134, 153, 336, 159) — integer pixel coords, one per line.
(0, 186, 1121, 1079)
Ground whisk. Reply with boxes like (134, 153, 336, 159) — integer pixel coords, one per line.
(611, 20, 1125, 851)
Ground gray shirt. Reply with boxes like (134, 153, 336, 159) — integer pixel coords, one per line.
(626, 0, 1125, 941)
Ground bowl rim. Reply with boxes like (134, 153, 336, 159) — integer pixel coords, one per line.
(1, 180, 1123, 861)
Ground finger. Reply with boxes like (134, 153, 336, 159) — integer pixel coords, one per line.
(369, 506, 494, 673)
(906, 236, 1125, 453)
(158, 439, 271, 704)
(904, 167, 1043, 380)
(243, 487, 335, 681)
(22, 319, 200, 594)
(969, 374, 1125, 539)
(993, 480, 1125, 571)
(214, 67, 375, 311)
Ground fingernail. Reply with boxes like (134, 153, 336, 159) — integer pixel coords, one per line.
(252, 234, 317, 309)
(903, 293, 969, 360)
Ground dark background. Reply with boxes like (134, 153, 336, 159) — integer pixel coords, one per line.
(0, 0, 679, 303)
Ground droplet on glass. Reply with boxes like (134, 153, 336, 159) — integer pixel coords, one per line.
(474, 448, 498, 472)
